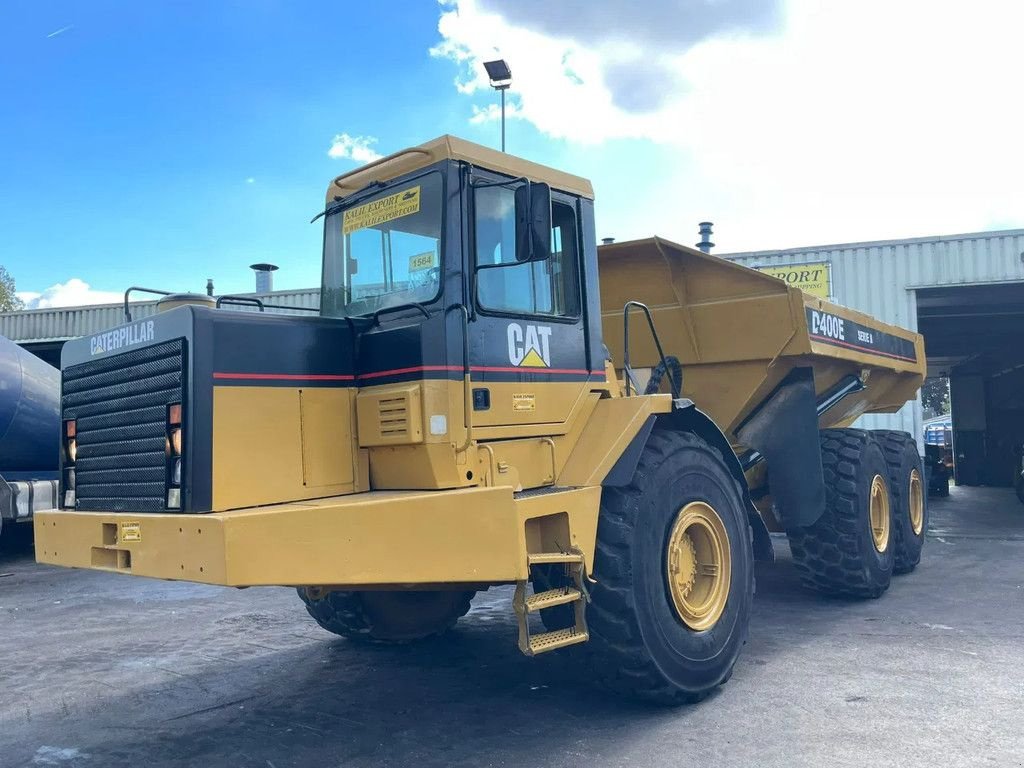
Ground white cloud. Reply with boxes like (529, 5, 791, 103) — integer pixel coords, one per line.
(18, 279, 124, 309)
(432, 0, 1024, 250)
(327, 133, 384, 163)
(469, 101, 524, 125)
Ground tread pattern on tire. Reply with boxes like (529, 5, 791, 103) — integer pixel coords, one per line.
(873, 429, 926, 574)
(787, 428, 892, 598)
(297, 589, 473, 644)
(585, 429, 753, 705)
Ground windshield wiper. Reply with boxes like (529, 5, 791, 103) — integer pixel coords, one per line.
(309, 180, 387, 224)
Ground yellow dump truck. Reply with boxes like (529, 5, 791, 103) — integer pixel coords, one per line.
(36, 136, 926, 703)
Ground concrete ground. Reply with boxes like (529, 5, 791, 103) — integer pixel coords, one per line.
(1, 485, 1022, 768)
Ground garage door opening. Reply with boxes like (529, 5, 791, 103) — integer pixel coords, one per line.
(917, 282, 1024, 487)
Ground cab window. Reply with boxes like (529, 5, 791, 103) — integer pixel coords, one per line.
(475, 185, 579, 317)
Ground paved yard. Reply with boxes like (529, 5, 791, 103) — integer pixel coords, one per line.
(1, 485, 1021, 767)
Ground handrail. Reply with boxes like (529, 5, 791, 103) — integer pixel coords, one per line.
(622, 300, 680, 398)
(124, 287, 172, 322)
(216, 296, 265, 311)
(445, 303, 473, 452)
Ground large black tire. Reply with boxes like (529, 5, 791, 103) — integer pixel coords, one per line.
(585, 430, 755, 705)
(297, 588, 475, 643)
(787, 429, 894, 598)
(874, 430, 927, 574)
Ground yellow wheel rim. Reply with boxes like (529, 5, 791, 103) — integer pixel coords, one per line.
(908, 469, 924, 536)
(666, 501, 731, 631)
(869, 474, 891, 553)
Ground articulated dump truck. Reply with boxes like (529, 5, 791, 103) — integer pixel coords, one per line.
(36, 136, 926, 703)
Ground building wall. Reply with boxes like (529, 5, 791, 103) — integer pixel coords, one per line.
(0, 288, 321, 345)
(724, 228, 1024, 448)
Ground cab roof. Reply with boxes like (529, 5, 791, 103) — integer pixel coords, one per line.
(326, 134, 594, 202)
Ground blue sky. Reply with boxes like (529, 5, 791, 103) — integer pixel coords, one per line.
(0, 1, 523, 300)
(2, 1, 1022, 306)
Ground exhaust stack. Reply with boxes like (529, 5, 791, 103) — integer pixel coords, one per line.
(696, 222, 714, 254)
(250, 263, 279, 294)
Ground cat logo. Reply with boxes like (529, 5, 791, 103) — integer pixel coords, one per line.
(507, 322, 552, 368)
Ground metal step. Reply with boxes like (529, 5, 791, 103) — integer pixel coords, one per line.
(525, 587, 582, 613)
(527, 628, 589, 655)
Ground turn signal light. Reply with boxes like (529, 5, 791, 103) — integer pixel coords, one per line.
(65, 419, 76, 438)
(168, 403, 182, 426)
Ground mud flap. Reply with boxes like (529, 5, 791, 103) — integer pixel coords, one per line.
(735, 368, 825, 530)
(605, 406, 775, 562)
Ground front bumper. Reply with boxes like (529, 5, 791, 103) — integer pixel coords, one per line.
(34, 485, 599, 587)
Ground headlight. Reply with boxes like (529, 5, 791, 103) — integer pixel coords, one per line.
(170, 428, 182, 455)
(67, 438, 77, 463)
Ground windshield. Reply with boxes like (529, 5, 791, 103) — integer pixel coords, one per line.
(321, 172, 443, 317)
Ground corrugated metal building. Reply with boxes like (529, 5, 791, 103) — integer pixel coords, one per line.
(724, 228, 1024, 470)
(0, 288, 321, 366)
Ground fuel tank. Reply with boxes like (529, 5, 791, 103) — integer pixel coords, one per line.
(0, 334, 60, 471)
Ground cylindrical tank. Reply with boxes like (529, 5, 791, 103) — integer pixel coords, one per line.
(156, 292, 217, 313)
(0, 334, 60, 471)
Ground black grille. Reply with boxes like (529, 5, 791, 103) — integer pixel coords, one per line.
(63, 339, 185, 512)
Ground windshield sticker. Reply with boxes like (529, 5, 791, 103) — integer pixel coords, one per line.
(343, 186, 421, 234)
(408, 251, 436, 272)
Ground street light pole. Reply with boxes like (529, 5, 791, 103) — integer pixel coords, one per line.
(483, 59, 512, 153)
(500, 86, 507, 152)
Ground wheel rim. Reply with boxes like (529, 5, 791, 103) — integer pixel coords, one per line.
(869, 474, 891, 552)
(666, 501, 731, 631)
(908, 469, 924, 536)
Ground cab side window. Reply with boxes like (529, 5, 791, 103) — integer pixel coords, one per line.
(475, 185, 579, 317)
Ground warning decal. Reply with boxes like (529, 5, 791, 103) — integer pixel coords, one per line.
(343, 186, 421, 234)
(119, 521, 142, 543)
(512, 393, 536, 412)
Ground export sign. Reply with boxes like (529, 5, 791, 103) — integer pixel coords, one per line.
(757, 261, 831, 298)
(342, 186, 421, 235)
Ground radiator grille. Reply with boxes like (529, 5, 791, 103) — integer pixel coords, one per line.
(63, 339, 185, 512)
(378, 396, 409, 438)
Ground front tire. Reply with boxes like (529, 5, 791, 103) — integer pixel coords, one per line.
(787, 429, 894, 598)
(297, 588, 475, 643)
(586, 430, 755, 705)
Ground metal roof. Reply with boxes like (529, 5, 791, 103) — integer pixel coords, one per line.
(0, 288, 321, 344)
(328, 134, 594, 201)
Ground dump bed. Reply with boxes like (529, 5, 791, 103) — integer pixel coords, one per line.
(598, 237, 926, 437)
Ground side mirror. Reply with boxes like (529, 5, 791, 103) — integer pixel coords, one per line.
(514, 181, 552, 262)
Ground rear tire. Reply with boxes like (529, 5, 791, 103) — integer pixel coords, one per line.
(873, 430, 927, 573)
(585, 429, 755, 705)
(297, 588, 475, 643)
(787, 429, 894, 598)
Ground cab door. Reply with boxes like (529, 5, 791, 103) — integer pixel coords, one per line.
(467, 177, 596, 431)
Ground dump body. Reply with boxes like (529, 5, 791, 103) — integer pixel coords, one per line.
(598, 237, 926, 440)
